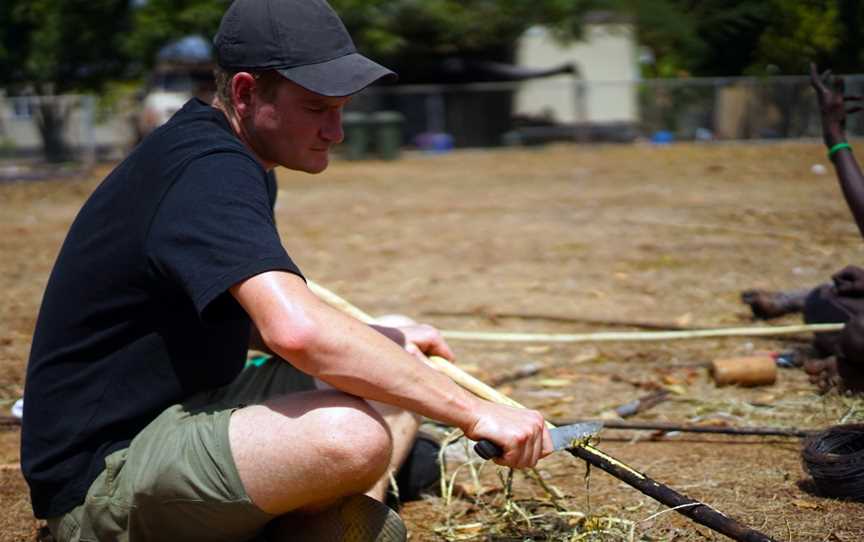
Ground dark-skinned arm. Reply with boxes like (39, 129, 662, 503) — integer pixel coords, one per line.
(810, 62, 864, 238)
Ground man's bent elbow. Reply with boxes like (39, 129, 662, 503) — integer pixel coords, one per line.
(261, 318, 321, 362)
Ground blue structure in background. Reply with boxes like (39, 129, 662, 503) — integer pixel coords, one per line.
(650, 130, 674, 144)
(156, 35, 213, 63)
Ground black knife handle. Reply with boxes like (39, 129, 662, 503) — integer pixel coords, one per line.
(474, 439, 504, 460)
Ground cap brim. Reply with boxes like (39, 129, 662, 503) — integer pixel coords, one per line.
(277, 53, 396, 97)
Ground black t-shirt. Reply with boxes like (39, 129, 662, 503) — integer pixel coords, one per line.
(21, 99, 302, 518)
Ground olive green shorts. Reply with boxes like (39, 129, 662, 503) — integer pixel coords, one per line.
(47, 358, 316, 542)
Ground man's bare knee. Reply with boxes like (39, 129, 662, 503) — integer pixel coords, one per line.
(229, 389, 394, 514)
(316, 395, 394, 488)
(265, 390, 394, 485)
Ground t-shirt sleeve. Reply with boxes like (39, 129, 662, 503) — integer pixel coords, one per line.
(146, 152, 303, 318)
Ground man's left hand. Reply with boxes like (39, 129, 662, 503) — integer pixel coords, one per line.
(398, 323, 455, 362)
(373, 315, 455, 363)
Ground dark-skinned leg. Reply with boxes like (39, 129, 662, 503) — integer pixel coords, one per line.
(838, 314, 864, 393)
(741, 288, 811, 320)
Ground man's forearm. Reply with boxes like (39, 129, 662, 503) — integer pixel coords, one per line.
(251, 323, 405, 354)
(232, 271, 552, 469)
(833, 149, 864, 239)
(234, 272, 481, 430)
(821, 115, 864, 237)
(283, 305, 480, 430)
(824, 124, 845, 148)
(368, 324, 406, 347)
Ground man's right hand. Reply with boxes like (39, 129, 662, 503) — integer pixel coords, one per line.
(464, 402, 553, 469)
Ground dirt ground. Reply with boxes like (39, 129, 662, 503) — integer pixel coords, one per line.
(2, 141, 864, 541)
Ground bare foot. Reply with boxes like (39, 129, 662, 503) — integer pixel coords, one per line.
(803, 356, 864, 394)
(741, 290, 804, 320)
(803, 356, 841, 394)
(838, 315, 864, 394)
(836, 356, 864, 394)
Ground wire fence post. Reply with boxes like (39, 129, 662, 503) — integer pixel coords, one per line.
(80, 95, 97, 167)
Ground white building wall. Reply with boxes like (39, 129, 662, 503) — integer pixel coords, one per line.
(515, 24, 638, 124)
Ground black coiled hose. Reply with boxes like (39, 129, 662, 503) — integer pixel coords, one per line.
(802, 423, 864, 501)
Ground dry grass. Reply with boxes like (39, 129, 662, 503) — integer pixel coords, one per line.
(3, 141, 864, 541)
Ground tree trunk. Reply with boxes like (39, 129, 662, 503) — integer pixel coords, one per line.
(34, 97, 71, 163)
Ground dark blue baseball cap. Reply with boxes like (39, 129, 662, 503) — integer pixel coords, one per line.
(214, 0, 396, 97)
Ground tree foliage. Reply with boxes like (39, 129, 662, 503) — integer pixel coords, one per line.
(123, 0, 230, 71)
(754, 0, 840, 75)
(0, 0, 132, 94)
(628, 0, 864, 77)
(619, 0, 703, 78)
(835, 0, 864, 71)
(0, 0, 136, 162)
(115, 0, 613, 72)
(332, 0, 607, 62)
(3, 0, 863, 92)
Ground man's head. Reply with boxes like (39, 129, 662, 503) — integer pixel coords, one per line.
(212, 0, 395, 172)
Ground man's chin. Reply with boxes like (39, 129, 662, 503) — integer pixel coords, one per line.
(304, 160, 329, 174)
(283, 158, 329, 174)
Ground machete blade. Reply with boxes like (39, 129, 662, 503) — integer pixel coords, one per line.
(474, 421, 603, 459)
(550, 421, 603, 450)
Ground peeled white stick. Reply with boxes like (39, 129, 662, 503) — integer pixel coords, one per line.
(438, 323, 844, 343)
(308, 282, 842, 343)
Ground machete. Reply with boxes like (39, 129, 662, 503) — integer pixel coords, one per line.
(474, 421, 603, 460)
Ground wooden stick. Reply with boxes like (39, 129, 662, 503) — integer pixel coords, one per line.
(554, 419, 814, 438)
(566, 446, 775, 542)
(422, 308, 706, 331)
(307, 280, 779, 542)
(484, 362, 543, 387)
(613, 390, 670, 418)
(437, 323, 844, 343)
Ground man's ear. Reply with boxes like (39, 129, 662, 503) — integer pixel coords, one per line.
(230, 72, 257, 118)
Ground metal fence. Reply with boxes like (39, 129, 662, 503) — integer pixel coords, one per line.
(354, 74, 864, 149)
(1, 74, 862, 168)
(635, 75, 864, 142)
(0, 93, 135, 171)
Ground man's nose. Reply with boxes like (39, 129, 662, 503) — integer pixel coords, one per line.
(321, 109, 344, 144)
